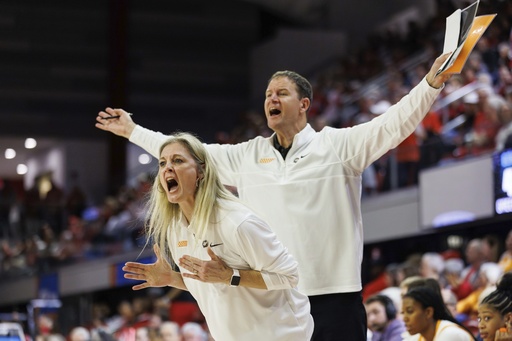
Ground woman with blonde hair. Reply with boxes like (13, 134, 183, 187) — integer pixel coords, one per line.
(122, 132, 313, 341)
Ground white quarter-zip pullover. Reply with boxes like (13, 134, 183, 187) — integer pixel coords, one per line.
(131, 77, 442, 296)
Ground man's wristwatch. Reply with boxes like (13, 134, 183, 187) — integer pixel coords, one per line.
(230, 269, 241, 287)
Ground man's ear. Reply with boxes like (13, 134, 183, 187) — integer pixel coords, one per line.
(300, 98, 310, 112)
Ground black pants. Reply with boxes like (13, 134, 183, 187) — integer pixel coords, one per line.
(309, 292, 367, 341)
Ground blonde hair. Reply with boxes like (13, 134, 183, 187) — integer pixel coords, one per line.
(144, 132, 237, 259)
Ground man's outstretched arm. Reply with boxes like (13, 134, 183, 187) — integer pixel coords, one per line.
(96, 107, 171, 157)
(96, 107, 136, 139)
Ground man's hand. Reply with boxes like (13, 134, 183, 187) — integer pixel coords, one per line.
(95, 107, 136, 139)
(179, 247, 232, 284)
(425, 53, 454, 89)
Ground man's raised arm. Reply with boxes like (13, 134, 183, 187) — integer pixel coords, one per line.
(96, 107, 136, 139)
(96, 107, 169, 157)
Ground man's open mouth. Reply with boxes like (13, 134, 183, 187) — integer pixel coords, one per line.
(269, 108, 281, 116)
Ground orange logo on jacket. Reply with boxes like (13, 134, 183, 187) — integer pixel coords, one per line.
(259, 157, 275, 164)
(177, 240, 188, 247)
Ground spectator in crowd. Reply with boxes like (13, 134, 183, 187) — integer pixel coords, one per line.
(400, 276, 424, 298)
(58, 215, 92, 262)
(441, 288, 459, 319)
(65, 171, 87, 218)
(365, 294, 406, 341)
(395, 120, 424, 188)
(393, 273, 445, 340)
(97, 53, 452, 341)
(418, 108, 446, 170)
(69, 326, 91, 341)
(131, 296, 158, 330)
(456, 262, 504, 328)
(450, 238, 485, 300)
(88, 302, 113, 341)
(397, 254, 423, 283)
(491, 95, 512, 152)
(162, 288, 202, 327)
(451, 91, 481, 158)
(400, 275, 463, 332)
(360, 99, 390, 195)
(363, 263, 401, 302)
(159, 321, 182, 341)
(402, 277, 444, 300)
(498, 229, 512, 273)
(110, 300, 138, 341)
(419, 252, 446, 286)
(477, 263, 506, 306)
(181, 322, 207, 341)
(0, 178, 17, 240)
(402, 286, 477, 340)
(101, 194, 137, 252)
(40, 174, 65, 236)
(35, 314, 65, 341)
(351, 95, 381, 126)
(317, 78, 350, 127)
(225, 110, 272, 144)
(477, 272, 512, 341)
(122, 133, 313, 340)
(24, 176, 45, 239)
(481, 234, 503, 264)
(466, 86, 502, 155)
(443, 257, 465, 291)
(378, 286, 403, 317)
(36, 223, 65, 270)
(135, 326, 150, 341)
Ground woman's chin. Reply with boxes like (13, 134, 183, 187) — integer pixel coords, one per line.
(166, 193, 179, 204)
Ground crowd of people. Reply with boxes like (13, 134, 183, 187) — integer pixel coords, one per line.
(362, 233, 512, 340)
(31, 300, 209, 341)
(0, 172, 151, 278)
(20, 231, 512, 341)
(215, 0, 512, 194)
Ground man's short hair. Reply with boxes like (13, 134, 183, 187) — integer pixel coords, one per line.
(365, 294, 397, 320)
(268, 71, 313, 103)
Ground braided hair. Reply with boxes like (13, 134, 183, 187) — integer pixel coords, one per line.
(480, 272, 512, 317)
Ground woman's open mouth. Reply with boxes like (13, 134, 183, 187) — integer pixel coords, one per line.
(166, 178, 178, 192)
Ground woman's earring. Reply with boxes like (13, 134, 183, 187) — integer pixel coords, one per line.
(196, 178, 200, 188)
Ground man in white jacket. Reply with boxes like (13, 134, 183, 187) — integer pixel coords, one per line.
(96, 53, 452, 341)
